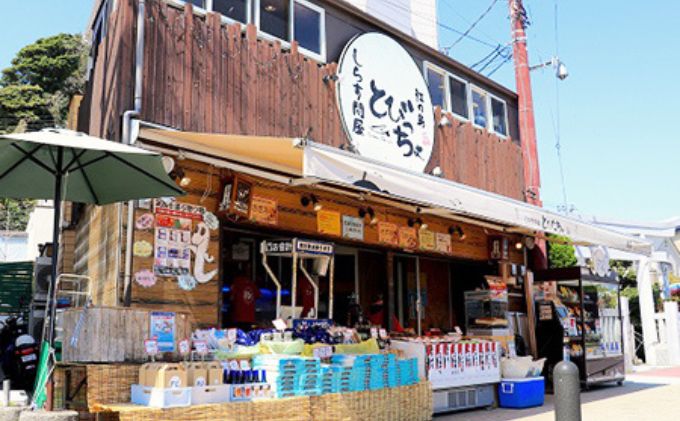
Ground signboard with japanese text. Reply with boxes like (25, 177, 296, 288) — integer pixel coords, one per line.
(435, 232, 452, 254)
(398, 226, 418, 249)
(342, 215, 365, 240)
(317, 210, 342, 236)
(250, 196, 278, 225)
(378, 222, 399, 246)
(418, 229, 435, 251)
(336, 33, 435, 173)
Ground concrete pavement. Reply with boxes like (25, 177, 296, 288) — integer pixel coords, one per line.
(437, 367, 680, 421)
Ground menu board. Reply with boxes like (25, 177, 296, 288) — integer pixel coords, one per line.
(378, 222, 398, 246)
(398, 227, 418, 249)
(418, 229, 435, 251)
(250, 196, 278, 225)
(435, 233, 452, 254)
(317, 210, 341, 236)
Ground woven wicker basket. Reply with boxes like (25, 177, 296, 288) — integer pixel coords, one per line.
(86, 364, 139, 411)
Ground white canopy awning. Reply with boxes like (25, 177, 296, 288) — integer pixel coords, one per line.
(137, 128, 652, 256)
(301, 142, 652, 256)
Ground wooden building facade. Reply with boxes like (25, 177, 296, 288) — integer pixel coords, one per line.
(73, 0, 531, 329)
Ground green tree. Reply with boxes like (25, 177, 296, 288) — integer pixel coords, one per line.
(0, 33, 86, 133)
(0, 199, 34, 232)
(547, 234, 578, 268)
(0, 33, 86, 229)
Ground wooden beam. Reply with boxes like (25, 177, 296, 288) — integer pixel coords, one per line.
(386, 251, 395, 332)
(524, 270, 538, 357)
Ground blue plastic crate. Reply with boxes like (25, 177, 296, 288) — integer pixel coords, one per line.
(498, 377, 545, 409)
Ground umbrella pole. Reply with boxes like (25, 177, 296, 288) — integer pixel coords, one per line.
(47, 151, 63, 347)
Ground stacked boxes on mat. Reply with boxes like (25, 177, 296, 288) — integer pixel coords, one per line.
(253, 355, 321, 398)
(397, 357, 419, 386)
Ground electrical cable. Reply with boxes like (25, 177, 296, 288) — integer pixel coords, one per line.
(552, 0, 569, 212)
(378, 0, 499, 49)
(442, 0, 501, 53)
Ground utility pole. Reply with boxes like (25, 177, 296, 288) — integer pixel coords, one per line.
(509, 0, 547, 267)
(509, 0, 541, 206)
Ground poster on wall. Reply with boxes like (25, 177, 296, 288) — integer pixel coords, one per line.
(418, 229, 435, 251)
(250, 196, 278, 225)
(150, 312, 176, 352)
(317, 210, 341, 236)
(435, 232, 452, 254)
(342, 215, 364, 240)
(398, 227, 417, 249)
(153, 198, 205, 221)
(153, 214, 192, 276)
(378, 222, 399, 246)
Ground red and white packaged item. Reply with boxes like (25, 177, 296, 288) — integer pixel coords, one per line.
(445, 343, 453, 374)
(437, 343, 445, 372)
(426, 345, 435, 373)
(473, 343, 480, 371)
(466, 344, 473, 369)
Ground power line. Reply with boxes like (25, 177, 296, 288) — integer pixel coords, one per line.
(438, 0, 503, 46)
(552, 0, 569, 211)
(442, 0, 501, 53)
(378, 0, 500, 49)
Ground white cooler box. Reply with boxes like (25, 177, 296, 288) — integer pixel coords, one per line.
(131, 384, 192, 408)
(191, 384, 231, 405)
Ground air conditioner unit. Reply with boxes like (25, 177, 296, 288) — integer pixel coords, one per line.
(33, 256, 52, 303)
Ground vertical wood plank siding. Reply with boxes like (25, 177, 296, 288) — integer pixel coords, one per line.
(136, 1, 525, 200)
(79, 0, 524, 200)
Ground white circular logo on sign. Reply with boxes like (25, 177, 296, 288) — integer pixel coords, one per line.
(337, 33, 435, 173)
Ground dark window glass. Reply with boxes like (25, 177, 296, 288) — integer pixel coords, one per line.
(449, 76, 468, 119)
(294, 2, 321, 55)
(186, 0, 206, 8)
(426, 67, 446, 109)
(491, 97, 508, 136)
(260, 0, 289, 40)
(213, 0, 248, 23)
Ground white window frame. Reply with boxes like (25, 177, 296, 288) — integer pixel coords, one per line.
(469, 84, 489, 130)
(488, 93, 509, 139)
(171, 0, 252, 24)
(447, 72, 470, 122)
(255, 0, 326, 63)
(210, 0, 253, 26)
(423, 61, 470, 122)
(423, 62, 448, 111)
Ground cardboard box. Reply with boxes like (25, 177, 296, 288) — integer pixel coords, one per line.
(146, 363, 187, 389)
(139, 363, 165, 387)
(205, 362, 224, 386)
(181, 362, 208, 387)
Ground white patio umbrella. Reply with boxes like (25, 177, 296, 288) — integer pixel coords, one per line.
(0, 128, 184, 346)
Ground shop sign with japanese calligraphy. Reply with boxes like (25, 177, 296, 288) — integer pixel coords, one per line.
(337, 32, 435, 173)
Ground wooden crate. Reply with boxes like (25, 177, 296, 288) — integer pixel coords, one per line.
(61, 307, 192, 363)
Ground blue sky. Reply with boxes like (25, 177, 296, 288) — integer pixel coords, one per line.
(1, 0, 679, 222)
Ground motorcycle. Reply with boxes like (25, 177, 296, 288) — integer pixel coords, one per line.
(0, 317, 38, 393)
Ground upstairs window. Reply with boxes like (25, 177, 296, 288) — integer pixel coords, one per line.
(256, 0, 326, 61)
(294, 0, 324, 57)
(471, 87, 488, 129)
(490, 95, 508, 137)
(259, 0, 290, 40)
(448, 75, 469, 120)
(425, 65, 446, 110)
(213, 0, 249, 23)
(185, 0, 207, 9)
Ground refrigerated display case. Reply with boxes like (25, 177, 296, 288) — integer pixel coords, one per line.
(534, 267, 624, 389)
